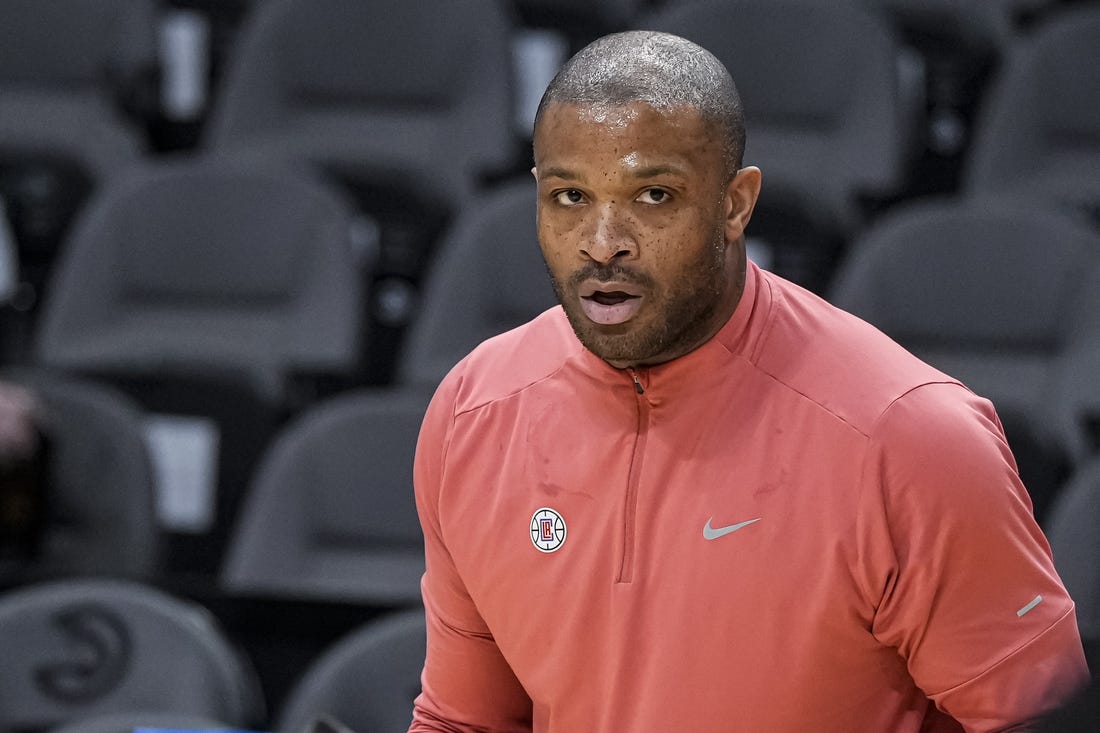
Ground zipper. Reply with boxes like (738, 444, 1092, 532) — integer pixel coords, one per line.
(619, 368, 650, 583)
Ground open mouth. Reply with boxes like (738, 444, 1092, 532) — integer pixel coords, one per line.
(586, 290, 638, 306)
(578, 282, 645, 325)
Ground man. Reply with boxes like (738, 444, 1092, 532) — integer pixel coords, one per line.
(410, 31, 1089, 732)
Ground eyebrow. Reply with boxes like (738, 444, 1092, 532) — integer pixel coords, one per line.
(537, 163, 689, 182)
(626, 164, 688, 180)
(537, 166, 579, 182)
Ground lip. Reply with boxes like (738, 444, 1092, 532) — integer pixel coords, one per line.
(577, 279, 645, 299)
(577, 279, 645, 325)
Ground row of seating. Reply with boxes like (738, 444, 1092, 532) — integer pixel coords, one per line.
(2, 467, 1097, 733)
(4, 0, 1099, 345)
(2, 1, 1097, 727)
(3, 182, 1099, 588)
(6, 177, 1100, 719)
(0, 575, 425, 733)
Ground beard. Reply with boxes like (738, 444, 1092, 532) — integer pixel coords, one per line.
(546, 228, 732, 366)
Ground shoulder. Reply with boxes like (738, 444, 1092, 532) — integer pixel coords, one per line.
(869, 380, 1024, 511)
(431, 306, 580, 416)
(750, 271, 964, 437)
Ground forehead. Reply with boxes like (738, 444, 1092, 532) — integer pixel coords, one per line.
(534, 101, 720, 169)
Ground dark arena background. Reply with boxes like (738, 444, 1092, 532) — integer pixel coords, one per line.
(1, 1, 1098, 731)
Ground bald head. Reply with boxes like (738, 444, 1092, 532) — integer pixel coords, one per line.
(534, 30, 745, 179)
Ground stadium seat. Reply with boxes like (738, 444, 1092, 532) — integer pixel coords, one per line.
(275, 609, 426, 733)
(0, 0, 159, 321)
(32, 159, 369, 575)
(0, 368, 159, 585)
(1049, 340, 1100, 466)
(223, 178, 555, 606)
(1045, 456, 1100, 667)
(204, 0, 520, 340)
(866, 0, 1056, 162)
(638, 0, 914, 291)
(829, 197, 1100, 519)
(963, 5, 1100, 225)
(221, 389, 431, 607)
(0, 578, 264, 732)
(396, 177, 556, 389)
(206, 0, 516, 195)
(34, 159, 367, 397)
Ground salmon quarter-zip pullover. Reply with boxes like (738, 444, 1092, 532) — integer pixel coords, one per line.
(411, 262, 1088, 732)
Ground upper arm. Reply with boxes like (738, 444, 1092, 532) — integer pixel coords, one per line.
(866, 383, 1090, 730)
(410, 375, 533, 732)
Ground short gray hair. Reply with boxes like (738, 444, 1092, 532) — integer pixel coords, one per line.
(534, 30, 745, 177)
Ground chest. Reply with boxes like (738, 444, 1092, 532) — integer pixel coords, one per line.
(439, 384, 876, 626)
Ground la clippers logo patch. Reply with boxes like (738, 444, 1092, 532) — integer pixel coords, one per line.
(530, 507, 567, 553)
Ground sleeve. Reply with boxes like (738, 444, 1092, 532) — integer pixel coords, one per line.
(866, 383, 1090, 732)
(409, 371, 534, 733)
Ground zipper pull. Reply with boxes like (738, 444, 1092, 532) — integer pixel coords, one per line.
(629, 368, 645, 395)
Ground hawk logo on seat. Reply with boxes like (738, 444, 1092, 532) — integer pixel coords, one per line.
(34, 604, 131, 703)
(530, 507, 566, 553)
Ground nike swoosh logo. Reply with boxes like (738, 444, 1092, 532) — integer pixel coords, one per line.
(703, 517, 762, 540)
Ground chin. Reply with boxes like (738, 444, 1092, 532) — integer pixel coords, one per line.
(578, 330, 654, 366)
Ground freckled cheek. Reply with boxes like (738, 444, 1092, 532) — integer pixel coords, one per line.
(637, 225, 699, 265)
(538, 220, 582, 263)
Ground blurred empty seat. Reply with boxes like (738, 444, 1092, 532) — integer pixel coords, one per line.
(964, 5, 1100, 224)
(221, 389, 431, 606)
(32, 159, 368, 575)
(0, 368, 159, 586)
(206, 0, 515, 197)
(993, 402, 1073, 525)
(829, 198, 1100, 520)
(396, 177, 557, 388)
(223, 178, 556, 606)
(34, 159, 366, 399)
(866, 0, 1056, 160)
(1049, 340, 1100, 466)
(510, 0, 653, 136)
(0, 0, 159, 313)
(1045, 456, 1100, 666)
(0, 578, 264, 732)
(638, 0, 912, 291)
(870, 0, 1050, 51)
(204, 0, 519, 330)
(275, 609, 426, 733)
(0, 0, 157, 178)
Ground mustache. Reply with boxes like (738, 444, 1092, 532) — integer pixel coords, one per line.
(567, 262, 654, 289)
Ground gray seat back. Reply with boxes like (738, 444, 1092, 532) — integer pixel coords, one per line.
(829, 197, 1100, 433)
(221, 389, 432, 606)
(1046, 457, 1100, 651)
(206, 0, 516, 194)
(33, 159, 366, 399)
(964, 6, 1100, 222)
(640, 0, 909, 222)
(276, 610, 426, 733)
(0, 578, 264, 732)
(0, 368, 159, 582)
(397, 178, 557, 388)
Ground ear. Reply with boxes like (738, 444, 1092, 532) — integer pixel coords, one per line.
(723, 166, 762, 243)
(531, 165, 538, 179)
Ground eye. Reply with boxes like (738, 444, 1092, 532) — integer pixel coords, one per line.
(636, 188, 670, 205)
(553, 189, 586, 206)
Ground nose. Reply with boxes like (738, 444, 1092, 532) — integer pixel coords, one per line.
(580, 202, 637, 264)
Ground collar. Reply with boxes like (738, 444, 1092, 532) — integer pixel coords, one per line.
(573, 260, 770, 399)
